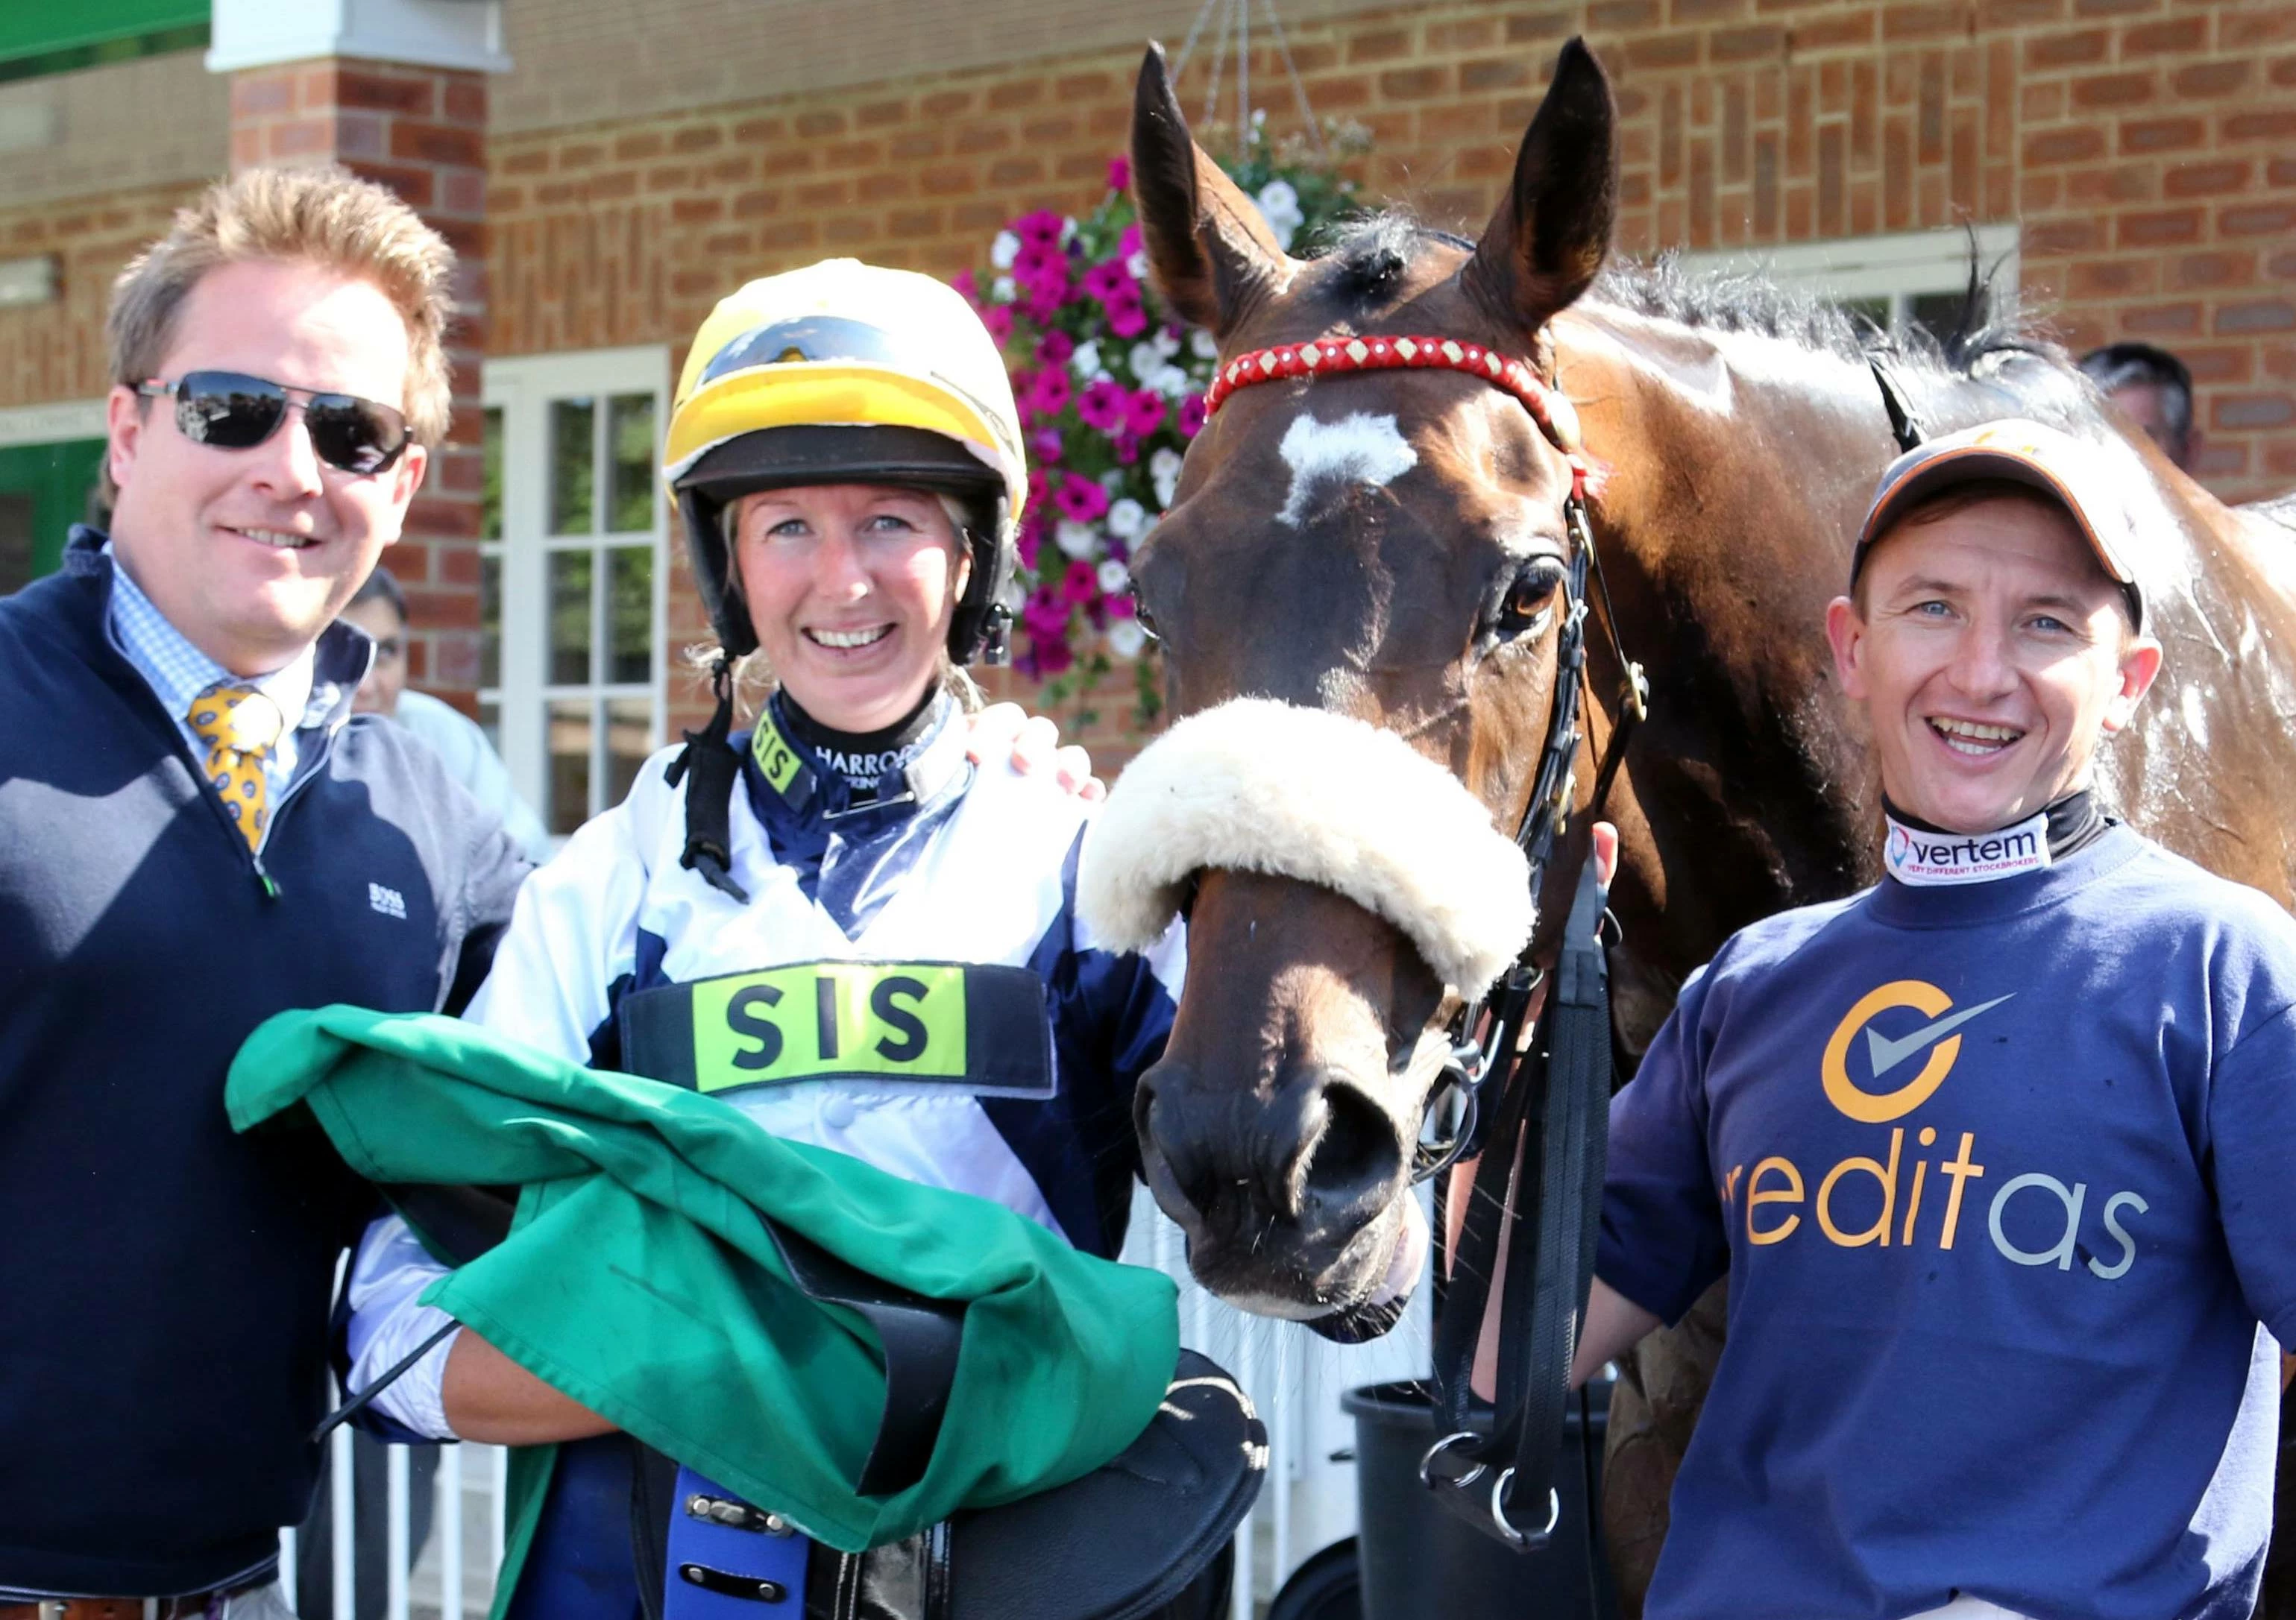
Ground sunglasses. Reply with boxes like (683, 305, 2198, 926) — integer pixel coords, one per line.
(136, 371, 412, 476)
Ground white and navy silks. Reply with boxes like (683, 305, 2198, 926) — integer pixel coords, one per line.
(340, 687, 1181, 1463)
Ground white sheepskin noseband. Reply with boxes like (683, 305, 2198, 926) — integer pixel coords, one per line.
(1077, 698, 1534, 998)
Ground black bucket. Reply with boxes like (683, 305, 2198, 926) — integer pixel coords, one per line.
(1340, 1380, 1616, 1620)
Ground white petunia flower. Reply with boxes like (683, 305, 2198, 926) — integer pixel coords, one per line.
(1154, 363, 1193, 400)
(1054, 520, 1100, 559)
(990, 231, 1021, 270)
(1254, 179, 1303, 251)
(1107, 620, 1148, 659)
(1149, 446, 1184, 508)
(1105, 497, 1147, 540)
(1190, 328, 1218, 360)
(1128, 341, 1165, 382)
(1071, 340, 1101, 378)
(1098, 558, 1130, 593)
(999, 578, 1028, 614)
(1127, 250, 1151, 280)
(1153, 327, 1182, 359)
(991, 275, 1016, 303)
(1059, 216, 1078, 247)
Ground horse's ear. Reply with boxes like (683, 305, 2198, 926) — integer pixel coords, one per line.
(1130, 43, 1290, 339)
(1465, 38, 1618, 334)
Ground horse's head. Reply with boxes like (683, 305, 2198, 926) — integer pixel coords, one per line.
(1088, 41, 1619, 1326)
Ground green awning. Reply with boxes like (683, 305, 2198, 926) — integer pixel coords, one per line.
(0, 1, 209, 72)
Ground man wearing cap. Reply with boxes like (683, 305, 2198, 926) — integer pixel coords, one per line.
(1570, 419, 2296, 1618)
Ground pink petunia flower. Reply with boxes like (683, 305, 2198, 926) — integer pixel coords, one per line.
(1106, 588, 1136, 619)
(1022, 587, 1072, 639)
(1112, 430, 1140, 465)
(1105, 288, 1148, 338)
(1025, 279, 1069, 326)
(1029, 427, 1064, 464)
(1107, 155, 1131, 194)
(1013, 209, 1066, 249)
(1178, 394, 1208, 438)
(1054, 473, 1110, 523)
(1013, 242, 1066, 288)
(1081, 259, 1132, 303)
(1061, 559, 1100, 603)
(981, 304, 1014, 344)
(952, 268, 981, 308)
(1124, 388, 1168, 438)
(1077, 378, 1130, 435)
(1036, 328, 1075, 368)
(1119, 224, 1144, 259)
(1025, 367, 1072, 420)
(1015, 516, 1043, 571)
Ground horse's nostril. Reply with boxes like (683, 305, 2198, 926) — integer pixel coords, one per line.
(1300, 1081, 1400, 1207)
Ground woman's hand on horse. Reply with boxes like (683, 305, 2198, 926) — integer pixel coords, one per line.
(966, 702, 1105, 801)
(1592, 819, 1619, 890)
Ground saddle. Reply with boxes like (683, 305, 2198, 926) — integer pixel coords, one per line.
(387, 1170, 1262, 1620)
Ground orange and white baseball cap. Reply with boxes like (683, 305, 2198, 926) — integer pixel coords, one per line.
(1851, 417, 2144, 630)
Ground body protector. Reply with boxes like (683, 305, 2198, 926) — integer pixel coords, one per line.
(660, 259, 1031, 900)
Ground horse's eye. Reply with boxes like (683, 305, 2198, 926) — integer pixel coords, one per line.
(1497, 561, 1565, 636)
(1129, 582, 1161, 643)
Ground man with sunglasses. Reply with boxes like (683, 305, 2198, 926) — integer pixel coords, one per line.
(0, 166, 529, 1616)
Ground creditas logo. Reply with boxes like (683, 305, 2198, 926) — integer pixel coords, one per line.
(1720, 979, 2149, 1279)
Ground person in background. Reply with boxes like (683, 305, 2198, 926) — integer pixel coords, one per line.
(2078, 341, 2198, 473)
(341, 563, 553, 861)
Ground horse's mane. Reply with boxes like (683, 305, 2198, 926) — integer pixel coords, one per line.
(1318, 211, 2078, 406)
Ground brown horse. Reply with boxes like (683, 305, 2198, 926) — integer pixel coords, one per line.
(1104, 34, 2296, 1610)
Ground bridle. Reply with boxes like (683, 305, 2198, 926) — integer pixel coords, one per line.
(1203, 328, 1648, 1551)
(1202, 329, 1646, 1181)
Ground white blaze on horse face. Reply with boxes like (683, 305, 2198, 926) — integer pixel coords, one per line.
(1276, 411, 1418, 528)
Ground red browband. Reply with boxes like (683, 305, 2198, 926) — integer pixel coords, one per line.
(1201, 332, 1603, 502)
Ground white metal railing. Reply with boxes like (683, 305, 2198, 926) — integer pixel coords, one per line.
(285, 1188, 1427, 1617)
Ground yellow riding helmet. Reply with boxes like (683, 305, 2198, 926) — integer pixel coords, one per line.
(664, 259, 1028, 664)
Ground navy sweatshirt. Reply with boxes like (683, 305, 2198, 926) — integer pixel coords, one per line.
(0, 532, 529, 1597)
(1600, 826, 2296, 1620)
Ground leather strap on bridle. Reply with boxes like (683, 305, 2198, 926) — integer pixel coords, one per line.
(1206, 327, 1644, 1550)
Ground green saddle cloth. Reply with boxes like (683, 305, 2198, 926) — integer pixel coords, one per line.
(227, 1005, 1178, 1558)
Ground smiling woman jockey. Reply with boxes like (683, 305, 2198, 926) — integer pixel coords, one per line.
(339, 259, 1186, 1617)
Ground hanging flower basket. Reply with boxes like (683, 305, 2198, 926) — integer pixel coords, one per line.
(957, 113, 1368, 724)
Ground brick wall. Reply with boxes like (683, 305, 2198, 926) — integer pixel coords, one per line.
(477, 0, 2291, 751)
(0, 181, 201, 409)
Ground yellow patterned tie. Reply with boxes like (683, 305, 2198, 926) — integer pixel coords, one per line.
(186, 681, 284, 852)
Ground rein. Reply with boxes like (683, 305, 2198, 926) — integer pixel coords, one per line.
(1207, 329, 1648, 1551)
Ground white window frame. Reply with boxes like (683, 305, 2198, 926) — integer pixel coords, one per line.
(481, 345, 672, 836)
(1683, 224, 2022, 332)
(0, 398, 105, 446)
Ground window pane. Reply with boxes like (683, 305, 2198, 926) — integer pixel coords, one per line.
(549, 397, 596, 534)
(1908, 287, 1984, 347)
(547, 698, 594, 836)
(548, 549, 593, 686)
(608, 546, 652, 685)
(479, 549, 501, 688)
(481, 406, 504, 541)
(478, 698, 501, 754)
(1834, 294, 1890, 332)
(608, 394, 656, 534)
(605, 696, 653, 811)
